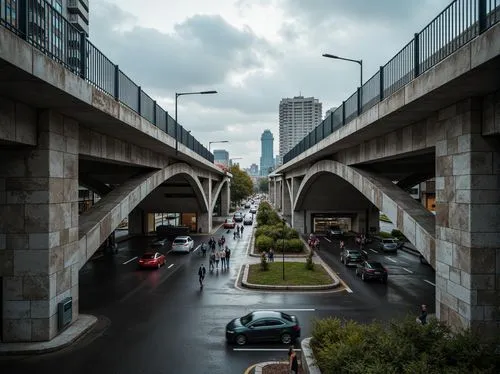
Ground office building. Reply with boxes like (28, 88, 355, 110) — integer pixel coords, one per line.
(260, 130, 274, 176)
(249, 163, 259, 176)
(279, 96, 322, 159)
(213, 149, 229, 167)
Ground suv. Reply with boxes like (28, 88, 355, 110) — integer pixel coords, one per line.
(327, 225, 344, 238)
(340, 248, 365, 266)
(379, 238, 399, 252)
(233, 212, 243, 222)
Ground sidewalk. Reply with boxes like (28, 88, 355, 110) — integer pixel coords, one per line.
(0, 315, 97, 355)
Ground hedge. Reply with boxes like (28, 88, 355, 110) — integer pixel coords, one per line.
(312, 316, 500, 373)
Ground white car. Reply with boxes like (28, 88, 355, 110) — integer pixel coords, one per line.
(171, 236, 194, 253)
(249, 206, 257, 214)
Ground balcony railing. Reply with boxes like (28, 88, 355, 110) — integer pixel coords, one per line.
(0, 0, 214, 163)
(282, 0, 499, 165)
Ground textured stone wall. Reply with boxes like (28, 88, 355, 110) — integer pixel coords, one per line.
(435, 98, 500, 335)
(220, 181, 230, 217)
(0, 96, 37, 146)
(0, 110, 79, 342)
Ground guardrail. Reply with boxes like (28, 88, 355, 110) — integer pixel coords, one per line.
(283, 0, 499, 164)
(0, 0, 214, 163)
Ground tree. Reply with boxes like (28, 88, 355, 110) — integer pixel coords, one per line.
(258, 178, 269, 193)
(229, 165, 253, 204)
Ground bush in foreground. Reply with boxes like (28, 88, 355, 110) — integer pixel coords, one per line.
(311, 316, 500, 374)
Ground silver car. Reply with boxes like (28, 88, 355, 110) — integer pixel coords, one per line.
(379, 238, 399, 252)
(171, 236, 194, 253)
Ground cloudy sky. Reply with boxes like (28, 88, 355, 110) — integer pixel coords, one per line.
(89, 0, 450, 169)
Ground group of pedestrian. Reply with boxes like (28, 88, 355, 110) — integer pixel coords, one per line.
(208, 245, 231, 272)
(232, 225, 244, 240)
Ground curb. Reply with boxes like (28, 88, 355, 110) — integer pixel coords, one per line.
(254, 361, 289, 374)
(301, 337, 321, 374)
(0, 314, 98, 355)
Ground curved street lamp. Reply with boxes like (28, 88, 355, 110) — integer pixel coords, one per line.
(209, 140, 229, 152)
(322, 53, 363, 87)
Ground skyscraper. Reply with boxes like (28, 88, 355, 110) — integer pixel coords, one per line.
(213, 149, 229, 167)
(279, 96, 322, 160)
(260, 130, 274, 176)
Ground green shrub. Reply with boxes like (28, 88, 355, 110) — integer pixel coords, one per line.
(285, 227, 300, 239)
(260, 252, 268, 271)
(311, 316, 500, 374)
(286, 238, 304, 252)
(255, 235, 274, 252)
(391, 229, 407, 241)
(379, 231, 393, 238)
(379, 213, 392, 223)
(305, 252, 314, 270)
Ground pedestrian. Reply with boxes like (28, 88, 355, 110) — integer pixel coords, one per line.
(215, 250, 220, 270)
(220, 248, 226, 269)
(209, 251, 215, 271)
(225, 246, 231, 267)
(417, 304, 428, 325)
(288, 346, 298, 374)
(340, 240, 345, 250)
(198, 264, 206, 288)
(241, 225, 244, 234)
(268, 248, 274, 262)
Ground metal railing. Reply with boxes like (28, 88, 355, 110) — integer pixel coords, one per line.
(0, 0, 214, 163)
(283, 0, 499, 164)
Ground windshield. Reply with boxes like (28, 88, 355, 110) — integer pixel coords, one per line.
(240, 313, 254, 326)
(330, 226, 341, 230)
(173, 239, 187, 244)
(349, 250, 361, 256)
(383, 239, 396, 244)
(142, 254, 155, 259)
(367, 262, 384, 269)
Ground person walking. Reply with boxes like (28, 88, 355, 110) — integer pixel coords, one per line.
(268, 248, 274, 262)
(417, 304, 428, 325)
(215, 250, 220, 270)
(198, 264, 206, 288)
(225, 246, 231, 268)
(288, 346, 298, 374)
(220, 248, 226, 269)
(209, 251, 215, 271)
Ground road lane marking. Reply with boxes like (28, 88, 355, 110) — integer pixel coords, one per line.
(323, 237, 331, 242)
(122, 256, 138, 265)
(192, 244, 201, 253)
(234, 265, 244, 288)
(424, 279, 435, 286)
(385, 256, 397, 263)
(254, 308, 315, 312)
(369, 249, 378, 253)
(362, 250, 368, 255)
(234, 348, 302, 352)
(167, 264, 174, 269)
(402, 267, 413, 274)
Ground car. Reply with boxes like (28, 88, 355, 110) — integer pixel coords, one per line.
(379, 238, 399, 252)
(171, 236, 194, 253)
(151, 238, 168, 247)
(249, 206, 257, 214)
(243, 215, 253, 225)
(327, 225, 344, 238)
(226, 310, 300, 346)
(138, 252, 166, 269)
(223, 219, 236, 229)
(244, 202, 251, 208)
(356, 261, 388, 283)
(233, 212, 244, 222)
(340, 248, 365, 266)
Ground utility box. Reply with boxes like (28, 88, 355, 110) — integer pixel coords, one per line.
(58, 297, 73, 329)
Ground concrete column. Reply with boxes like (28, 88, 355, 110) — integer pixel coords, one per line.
(292, 210, 305, 234)
(0, 110, 79, 342)
(220, 181, 230, 216)
(368, 205, 380, 235)
(276, 181, 282, 210)
(197, 213, 211, 233)
(282, 179, 292, 222)
(435, 98, 500, 335)
(128, 207, 144, 235)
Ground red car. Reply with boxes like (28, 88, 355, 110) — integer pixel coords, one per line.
(138, 252, 166, 269)
(223, 219, 236, 229)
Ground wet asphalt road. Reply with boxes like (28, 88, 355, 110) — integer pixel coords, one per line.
(0, 212, 435, 374)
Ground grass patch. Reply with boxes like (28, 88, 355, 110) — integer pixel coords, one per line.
(379, 213, 392, 223)
(247, 262, 332, 286)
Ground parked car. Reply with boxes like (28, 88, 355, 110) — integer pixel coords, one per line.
(223, 219, 236, 229)
(249, 206, 257, 214)
(171, 236, 194, 253)
(340, 248, 365, 266)
(151, 238, 168, 247)
(233, 212, 244, 222)
(244, 202, 251, 208)
(138, 252, 166, 269)
(356, 261, 388, 283)
(327, 225, 344, 238)
(243, 215, 253, 225)
(226, 310, 300, 346)
(379, 238, 399, 252)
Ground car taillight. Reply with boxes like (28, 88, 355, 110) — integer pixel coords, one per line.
(366, 269, 375, 273)
(292, 325, 300, 331)
(139, 259, 144, 262)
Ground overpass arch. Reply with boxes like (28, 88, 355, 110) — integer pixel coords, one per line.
(211, 177, 230, 213)
(293, 160, 436, 266)
(78, 163, 209, 268)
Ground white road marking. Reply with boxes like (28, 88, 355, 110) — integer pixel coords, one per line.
(402, 267, 413, 274)
(167, 264, 174, 269)
(323, 237, 331, 243)
(385, 256, 397, 263)
(233, 348, 302, 352)
(192, 244, 201, 253)
(254, 308, 315, 312)
(122, 256, 138, 265)
(362, 250, 368, 255)
(424, 279, 435, 286)
(369, 248, 378, 253)
(234, 265, 244, 288)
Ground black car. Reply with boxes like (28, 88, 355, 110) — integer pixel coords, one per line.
(226, 310, 300, 346)
(243, 215, 253, 225)
(356, 261, 388, 283)
(327, 225, 344, 238)
(233, 212, 244, 222)
(340, 248, 365, 266)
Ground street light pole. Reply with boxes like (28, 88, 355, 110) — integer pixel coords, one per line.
(174, 90, 218, 154)
(282, 218, 286, 281)
(209, 140, 229, 153)
(322, 53, 363, 87)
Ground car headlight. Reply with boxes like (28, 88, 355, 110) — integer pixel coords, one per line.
(226, 330, 235, 334)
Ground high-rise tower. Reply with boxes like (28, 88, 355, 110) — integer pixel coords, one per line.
(260, 130, 274, 176)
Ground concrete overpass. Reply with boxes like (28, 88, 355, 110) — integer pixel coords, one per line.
(270, 2, 500, 335)
(0, 3, 230, 342)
